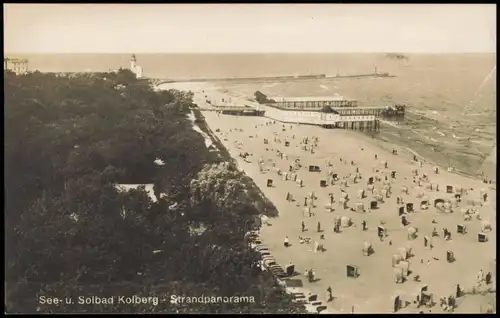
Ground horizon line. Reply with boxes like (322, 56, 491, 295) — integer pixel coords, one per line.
(4, 51, 496, 55)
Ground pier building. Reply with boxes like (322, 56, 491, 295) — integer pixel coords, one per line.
(215, 106, 265, 116)
(265, 95, 405, 119)
(269, 96, 358, 109)
(262, 105, 379, 130)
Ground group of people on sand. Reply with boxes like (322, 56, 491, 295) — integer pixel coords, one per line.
(433, 269, 494, 313)
(477, 269, 493, 287)
(219, 115, 495, 313)
(298, 220, 324, 233)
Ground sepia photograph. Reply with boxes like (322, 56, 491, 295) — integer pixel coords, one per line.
(4, 3, 496, 314)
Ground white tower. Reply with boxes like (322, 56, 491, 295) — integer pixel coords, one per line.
(130, 54, 137, 70)
(129, 54, 143, 79)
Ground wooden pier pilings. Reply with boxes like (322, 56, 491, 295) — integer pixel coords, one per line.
(322, 120, 380, 131)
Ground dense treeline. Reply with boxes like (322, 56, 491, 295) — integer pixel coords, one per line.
(4, 69, 305, 313)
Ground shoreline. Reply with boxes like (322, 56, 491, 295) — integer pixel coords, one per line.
(348, 116, 496, 183)
(166, 81, 495, 183)
(164, 79, 495, 188)
(353, 126, 494, 184)
(196, 110, 495, 313)
(160, 81, 495, 313)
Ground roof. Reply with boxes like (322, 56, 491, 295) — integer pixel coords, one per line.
(266, 104, 388, 112)
(334, 106, 390, 110)
(214, 105, 251, 109)
(269, 106, 339, 112)
(270, 96, 356, 102)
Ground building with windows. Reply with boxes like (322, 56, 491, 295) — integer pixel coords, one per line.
(262, 105, 378, 130)
(247, 94, 406, 129)
(265, 95, 405, 119)
(4, 58, 29, 75)
(208, 93, 404, 130)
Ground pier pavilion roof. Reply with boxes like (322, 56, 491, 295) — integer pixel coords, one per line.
(270, 96, 357, 102)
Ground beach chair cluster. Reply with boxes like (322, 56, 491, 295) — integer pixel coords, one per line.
(249, 233, 289, 279)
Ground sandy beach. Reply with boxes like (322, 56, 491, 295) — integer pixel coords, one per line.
(161, 82, 496, 314)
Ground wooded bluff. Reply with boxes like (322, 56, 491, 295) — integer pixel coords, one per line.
(4, 69, 305, 314)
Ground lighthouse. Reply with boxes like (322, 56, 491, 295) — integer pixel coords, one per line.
(129, 54, 143, 79)
(130, 54, 137, 70)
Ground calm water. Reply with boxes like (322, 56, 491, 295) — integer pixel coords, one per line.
(8, 53, 497, 180)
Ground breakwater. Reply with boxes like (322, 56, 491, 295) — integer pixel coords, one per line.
(152, 72, 396, 84)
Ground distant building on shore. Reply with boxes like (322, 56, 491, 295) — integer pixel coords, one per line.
(4, 58, 29, 75)
(129, 54, 143, 79)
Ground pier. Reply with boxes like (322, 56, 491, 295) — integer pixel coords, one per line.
(201, 94, 400, 132)
(148, 71, 395, 86)
(192, 87, 401, 133)
(205, 104, 381, 132)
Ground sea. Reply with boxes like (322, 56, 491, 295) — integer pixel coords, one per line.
(9, 53, 497, 181)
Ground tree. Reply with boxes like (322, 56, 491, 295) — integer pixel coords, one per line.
(321, 105, 336, 113)
(254, 91, 275, 104)
(4, 70, 305, 314)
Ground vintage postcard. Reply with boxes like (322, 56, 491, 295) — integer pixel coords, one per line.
(4, 3, 496, 314)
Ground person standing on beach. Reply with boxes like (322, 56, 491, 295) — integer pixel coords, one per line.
(317, 221, 321, 233)
(327, 286, 333, 302)
(302, 221, 306, 232)
(307, 269, 314, 282)
(477, 269, 484, 286)
(485, 271, 492, 285)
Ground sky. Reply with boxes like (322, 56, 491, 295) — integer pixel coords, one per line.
(3, 4, 497, 54)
